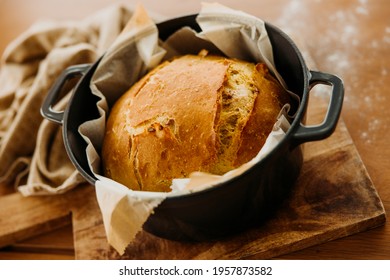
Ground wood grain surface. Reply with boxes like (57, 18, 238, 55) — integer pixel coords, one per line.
(72, 93, 386, 260)
(0, 0, 389, 260)
(0, 92, 385, 259)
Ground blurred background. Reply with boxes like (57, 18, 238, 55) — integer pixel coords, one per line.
(0, 0, 389, 259)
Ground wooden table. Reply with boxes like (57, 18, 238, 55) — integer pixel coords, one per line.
(0, 0, 389, 259)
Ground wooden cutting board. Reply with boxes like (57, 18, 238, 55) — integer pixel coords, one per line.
(0, 92, 386, 259)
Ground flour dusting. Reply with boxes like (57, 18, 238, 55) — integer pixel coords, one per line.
(274, 0, 372, 75)
(355, 6, 369, 15)
(274, 0, 389, 145)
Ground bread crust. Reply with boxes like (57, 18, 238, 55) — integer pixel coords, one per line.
(102, 54, 290, 192)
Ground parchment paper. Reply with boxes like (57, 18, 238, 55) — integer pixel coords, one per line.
(80, 3, 296, 255)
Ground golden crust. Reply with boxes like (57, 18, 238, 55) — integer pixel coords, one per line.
(102, 55, 290, 192)
(235, 63, 290, 166)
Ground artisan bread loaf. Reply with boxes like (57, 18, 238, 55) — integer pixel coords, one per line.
(102, 54, 290, 192)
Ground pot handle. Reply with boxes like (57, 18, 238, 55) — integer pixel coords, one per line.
(41, 64, 91, 125)
(291, 70, 344, 145)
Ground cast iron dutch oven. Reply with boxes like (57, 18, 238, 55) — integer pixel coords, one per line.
(41, 15, 344, 241)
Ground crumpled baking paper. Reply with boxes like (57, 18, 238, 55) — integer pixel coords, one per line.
(80, 2, 297, 255)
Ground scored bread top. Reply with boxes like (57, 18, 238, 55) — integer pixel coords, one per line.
(102, 54, 290, 192)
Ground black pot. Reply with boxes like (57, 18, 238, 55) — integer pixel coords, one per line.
(41, 14, 344, 241)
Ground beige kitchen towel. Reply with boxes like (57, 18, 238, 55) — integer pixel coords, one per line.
(0, 4, 138, 195)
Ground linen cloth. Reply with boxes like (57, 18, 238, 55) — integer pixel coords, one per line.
(0, 5, 139, 195)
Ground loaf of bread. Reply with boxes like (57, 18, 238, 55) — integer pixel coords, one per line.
(101, 53, 290, 192)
